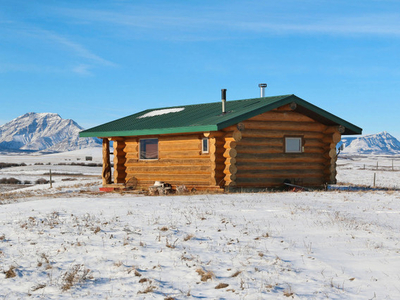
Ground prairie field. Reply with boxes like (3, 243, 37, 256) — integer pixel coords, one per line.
(0, 150, 399, 299)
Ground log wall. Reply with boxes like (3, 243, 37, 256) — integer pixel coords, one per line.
(234, 105, 339, 187)
(103, 104, 342, 189)
(122, 134, 217, 189)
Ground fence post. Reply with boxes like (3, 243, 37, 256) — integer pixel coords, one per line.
(49, 169, 52, 188)
(373, 173, 376, 187)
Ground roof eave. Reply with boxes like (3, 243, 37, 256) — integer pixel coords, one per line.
(79, 124, 219, 138)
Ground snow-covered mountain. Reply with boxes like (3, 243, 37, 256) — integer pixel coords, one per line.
(0, 112, 101, 152)
(341, 131, 400, 155)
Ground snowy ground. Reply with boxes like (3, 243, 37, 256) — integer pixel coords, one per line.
(0, 149, 400, 299)
(337, 154, 400, 189)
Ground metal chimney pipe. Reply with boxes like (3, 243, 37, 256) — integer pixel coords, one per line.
(221, 89, 227, 114)
(258, 83, 267, 97)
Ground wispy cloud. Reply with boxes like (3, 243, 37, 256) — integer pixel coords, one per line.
(232, 13, 400, 36)
(72, 64, 93, 76)
(1, 18, 117, 74)
(53, 4, 400, 39)
(31, 28, 117, 67)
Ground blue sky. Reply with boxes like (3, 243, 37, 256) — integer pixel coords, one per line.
(1, 0, 399, 138)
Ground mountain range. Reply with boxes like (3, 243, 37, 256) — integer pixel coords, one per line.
(0, 112, 101, 153)
(1, 113, 399, 155)
(340, 131, 400, 155)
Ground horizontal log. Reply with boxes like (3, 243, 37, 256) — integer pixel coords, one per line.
(221, 125, 237, 132)
(236, 177, 326, 187)
(159, 135, 203, 142)
(236, 153, 328, 163)
(324, 126, 340, 134)
(276, 104, 292, 111)
(238, 137, 325, 148)
(159, 143, 201, 151)
(127, 165, 212, 172)
(124, 173, 211, 183)
(125, 157, 211, 167)
(126, 165, 211, 174)
(236, 145, 283, 154)
(241, 129, 324, 139)
(242, 121, 327, 132)
(248, 111, 315, 123)
(238, 137, 281, 147)
(204, 131, 225, 138)
(160, 150, 202, 158)
(236, 161, 325, 170)
(236, 169, 324, 178)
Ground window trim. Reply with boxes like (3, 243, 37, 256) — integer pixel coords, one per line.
(284, 136, 303, 153)
(202, 137, 209, 154)
(139, 138, 159, 160)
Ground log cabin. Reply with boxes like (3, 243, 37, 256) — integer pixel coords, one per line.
(79, 91, 362, 191)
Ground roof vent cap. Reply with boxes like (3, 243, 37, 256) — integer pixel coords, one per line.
(258, 83, 267, 97)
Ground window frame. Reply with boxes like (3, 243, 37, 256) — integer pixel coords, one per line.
(202, 137, 209, 154)
(284, 136, 303, 153)
(139, 138, 159, 160)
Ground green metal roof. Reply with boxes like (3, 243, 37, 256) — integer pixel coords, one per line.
(79, 94, 362, 138)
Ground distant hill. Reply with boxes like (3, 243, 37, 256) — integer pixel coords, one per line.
(0, 112, 101, 153)
(340, 131, 400, 155)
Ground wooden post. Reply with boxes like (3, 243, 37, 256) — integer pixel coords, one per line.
(49, 169, 52, 188)
(373, 173, 376, 187)
(102, 138, 112, 185)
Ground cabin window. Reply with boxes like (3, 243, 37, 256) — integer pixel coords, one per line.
(202, 137, 209, 153)
(139, 138, 158, 160)
(285, 137, 303, 153)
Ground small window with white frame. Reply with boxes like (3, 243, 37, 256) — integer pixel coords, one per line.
(139, 138, 158, 160)
(285, 137, 303, 153)
(202, 137, 209, 153)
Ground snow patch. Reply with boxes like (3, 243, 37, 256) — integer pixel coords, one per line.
(138, 107, 185, 119)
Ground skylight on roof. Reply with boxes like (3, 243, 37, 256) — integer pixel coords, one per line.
(137, 107, 185, 119)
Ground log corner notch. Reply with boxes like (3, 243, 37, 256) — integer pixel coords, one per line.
(323, 126, 342, 184)
(223, 129, 242, 187)
(102, 138, 112, 185)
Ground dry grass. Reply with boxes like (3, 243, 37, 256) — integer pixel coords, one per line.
(4, 266, 16, 278)
(31, 283, 46, 291)
(196, 268, 214, 282)
(215, 283, 229, 289)
(231, 270, 242, 277)
(61, 264, 91, 292)
(183, 233, 194, 241)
